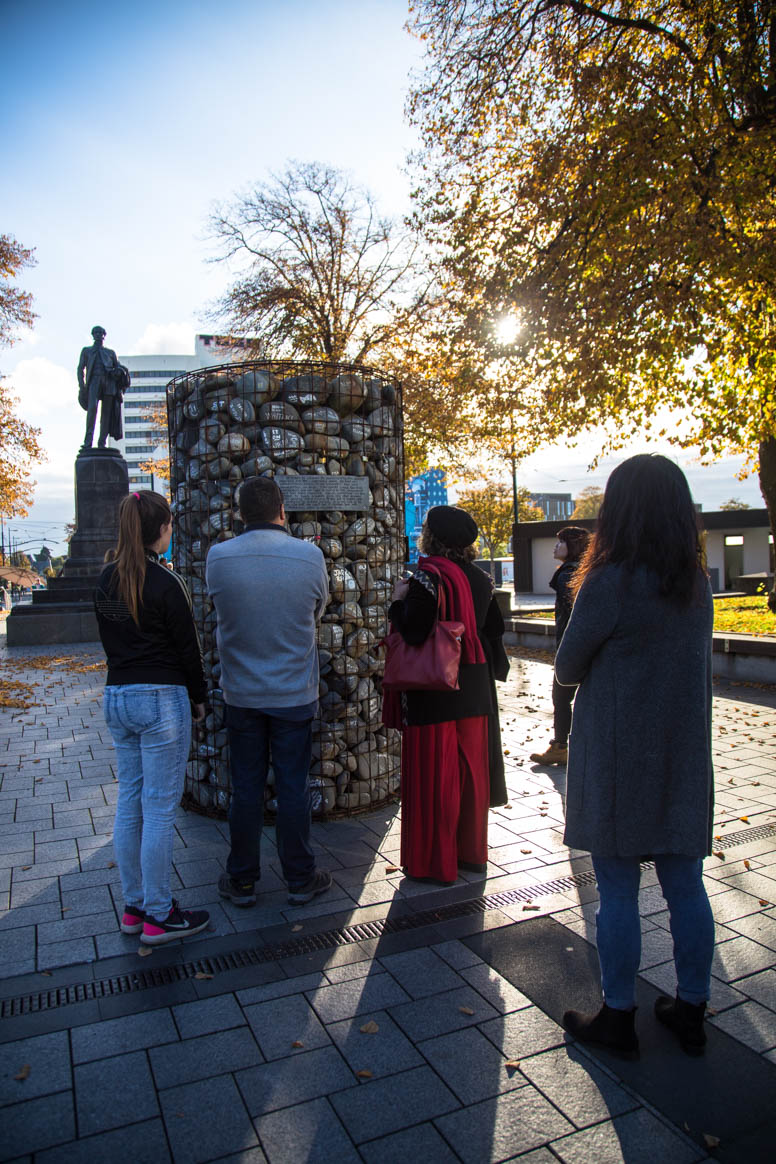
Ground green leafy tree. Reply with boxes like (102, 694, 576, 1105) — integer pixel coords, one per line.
(408, 0, 776, 608)
(457, 481, 514, 563)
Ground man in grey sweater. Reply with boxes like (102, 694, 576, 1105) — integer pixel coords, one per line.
(206, 476, 331, 906)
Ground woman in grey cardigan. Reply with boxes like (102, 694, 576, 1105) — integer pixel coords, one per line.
(556, 455, 714, 1058)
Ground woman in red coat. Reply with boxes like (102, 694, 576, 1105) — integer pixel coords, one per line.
(386, 506, 509, 884)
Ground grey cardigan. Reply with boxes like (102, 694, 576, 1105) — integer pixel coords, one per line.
(555, 563, 713, 857)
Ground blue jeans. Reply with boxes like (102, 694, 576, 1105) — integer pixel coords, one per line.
(592, 854, 715, 1009)
(104, 684, 191, 921)
(225, 704, 315, 889)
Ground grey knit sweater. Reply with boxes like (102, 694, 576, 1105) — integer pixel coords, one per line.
(555, 563, 714, 857)
(205, 526, 329, 708)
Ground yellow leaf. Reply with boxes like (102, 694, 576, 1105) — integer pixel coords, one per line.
(713, 852, 725, 860)
(356, 1069, 373, 1079)
(759, 899, 771, 907)
(520, 849, 532, 854)
(194, 972, 213, 980)
(504, 1059, 521, 1070)
(703, 1133, 721, 1149)
(14, 1064, 31, 1081)
(138, 946, 153, 957)
(743, 860, 751, 870)
(291, 924, 303, 932)
(291, 1040, 304, 1048)
(360, 1021, 379, 1034)
(385, 865, 400, 874)
(459, 1005, 475, 1015)
(739, 816, 749, 824)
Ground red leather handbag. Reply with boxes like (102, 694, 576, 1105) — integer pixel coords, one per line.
(382, 582, 465, 692)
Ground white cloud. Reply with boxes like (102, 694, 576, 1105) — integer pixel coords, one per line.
(131, 322, 197, 355)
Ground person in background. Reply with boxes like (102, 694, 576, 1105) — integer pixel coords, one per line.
(530, 526, 591, 766)
(95, 491, 209, 945)
(385, 505, 509, 884)
(206, 476, 331, 907)
(557, 455, 714, 1058)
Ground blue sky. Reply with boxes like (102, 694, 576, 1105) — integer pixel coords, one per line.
(1, 0, 764, 553)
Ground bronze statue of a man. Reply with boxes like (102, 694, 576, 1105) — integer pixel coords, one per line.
(77, 325, 126, 449)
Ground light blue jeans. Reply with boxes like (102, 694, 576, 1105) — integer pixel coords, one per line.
(592, 854, 715, 1009)
(104, 684, 191, 921)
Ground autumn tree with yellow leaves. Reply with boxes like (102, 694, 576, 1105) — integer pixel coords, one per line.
(0, 234, 45, 517)
(409, 0, 776, 608)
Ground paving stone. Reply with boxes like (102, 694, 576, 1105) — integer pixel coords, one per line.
(431, 939, 485, 971)
(1, 1090, 75, 1156)
(359, 1121, 461, 1164)
(71, 1008, 179, 1063)
(389, 985, 500, 1042)
(519, 1045, 639, 1128)
(13, 859, 79, 882)
(434, 1083, 573, 1163)
(377, 948, 465, 999)
(37, 909, 117, 945)
(236, 1043, 356, 1116)
(150, 1027, 264, 1090)
(37, 936, 96, 971)
(305, 971, 411, 1024)
(478, 1005, 566, 1060)
(0, 901, 62, 931)
(708, 999, 776, 1051)
(75, 1050, 158, 1135)
(418, 1025, 528, 1105)
(207, 1149, 267, 1164)
(173, 857, 224, 888)
(34, 839, 78, 863)
(59, 884, 114, 917)
(459, 963, 533, 1014)
(331, 1063, 459, 1144)
(708, 887, 768, 925)
(736, 966, 776, 1011)
(159, 1074, 258, 1164)
(2, 926, 35, 964)
(327, 1008, 424, 1079)
(711, 934, 776, 982)
(235, 973, 326, 1008)
(35, 1118, 170, 1164)
(324, 959, 383, 984)
(550, 1107, 700, 1163)
(639, 961, 747, 1013)
(726, 910, 776, 953)
(0, 1030, 71, 1107)
(172, 993, 245, 1039)
(243, 994, 331, 1060)
(253, 1095, 360, 1164)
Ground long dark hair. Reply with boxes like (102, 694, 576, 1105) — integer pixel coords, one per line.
(572, 455, 704, 605)
(112, 491, 171, 623)
(557, 526, 590, 563)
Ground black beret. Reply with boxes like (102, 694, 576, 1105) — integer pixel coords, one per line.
(425, 505, 478, 548)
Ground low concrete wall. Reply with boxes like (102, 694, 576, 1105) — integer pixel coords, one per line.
(504, 617, 776, 684)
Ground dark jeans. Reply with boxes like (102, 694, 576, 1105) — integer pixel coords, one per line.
(552, 676, 575, 747)
(225, 703, 315, 889)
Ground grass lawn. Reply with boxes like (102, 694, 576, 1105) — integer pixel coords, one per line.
(519, 595, 776, 637)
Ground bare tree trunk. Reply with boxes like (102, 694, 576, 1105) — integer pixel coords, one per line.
(758, 436, 776, 613)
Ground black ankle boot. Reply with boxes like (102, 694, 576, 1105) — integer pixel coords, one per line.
(563, 1002, 639, 1058)
(655, 994, 707, 1056)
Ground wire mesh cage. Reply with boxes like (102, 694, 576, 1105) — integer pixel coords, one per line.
(166, 359, 404, 818)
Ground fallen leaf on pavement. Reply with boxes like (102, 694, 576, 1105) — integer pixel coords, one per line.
(356, 1069, 373, 1079)
(743, 860, 751, 870)
(194, 972, 213, 980)
(385, 865, 400, 874)
(40, 970, 52, 976)
(713, 852, 725, 860)
(523, 904, 540, 911)
(459, 1006, 475, 1015)
(14, 1064, 30, 1081)
(291, 924, 303, 932)
(739, 817, 750, 824)
(360, 1021, 379, 1034)
(521, 849, 532, 854)
(107, 861, 116, 868)
(703, 1133, 720, 1149)
(759, 900, 771, 907)
(504, 1059, 521, 1070)
(291, 1040, 304, 1048)
(138, 946, 153, 957)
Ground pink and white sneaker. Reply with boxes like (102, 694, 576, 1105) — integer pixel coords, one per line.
(141, 900, 210, 945)
(120, 905, 145, 935)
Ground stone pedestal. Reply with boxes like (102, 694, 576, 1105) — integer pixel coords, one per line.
(7, 448, 128, 645)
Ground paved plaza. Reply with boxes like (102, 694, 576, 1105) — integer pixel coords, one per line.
(0, 636, 775, 1163)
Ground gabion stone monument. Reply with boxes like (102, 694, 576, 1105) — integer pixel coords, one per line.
(167, 360, 404, 818)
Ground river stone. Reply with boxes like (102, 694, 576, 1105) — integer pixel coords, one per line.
(261, 427, 304, 459)
(329, 566, 360, 600)
(302, 406, 340, 434)
(283, 373, 329, 407)
(228, 397, 255, 424)
(241, 455, 273, 477)
(327, 373, 367, 415)
(258, 400, 302, 428)
(217, 432, 251, 457)
(184, 397, 206, 421)
(304, 433, 350, 456)
(233, 368, 281, 403)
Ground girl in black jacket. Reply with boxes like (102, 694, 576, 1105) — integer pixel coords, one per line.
(95, 490, 209, 945)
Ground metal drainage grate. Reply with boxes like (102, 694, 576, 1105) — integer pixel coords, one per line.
(2, 821, 773, 1020)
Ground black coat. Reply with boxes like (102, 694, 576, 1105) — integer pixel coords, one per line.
(388, 561, 510, 805)
(550, 559, 579, 645)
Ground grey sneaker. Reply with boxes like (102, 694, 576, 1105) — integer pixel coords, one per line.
(287, 869, 332, 905)
(218, 872, 257, 907)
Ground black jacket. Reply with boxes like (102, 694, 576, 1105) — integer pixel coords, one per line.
(550, 559, 580, 646)
(388, 561, 510, 805)
(94, 554, 206, 703)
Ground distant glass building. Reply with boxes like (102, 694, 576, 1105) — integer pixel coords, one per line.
(530, 492, 574, 521)
(405, 469, 448, 559)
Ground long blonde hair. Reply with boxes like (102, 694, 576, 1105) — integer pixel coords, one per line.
(112, 491, 171, 624)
